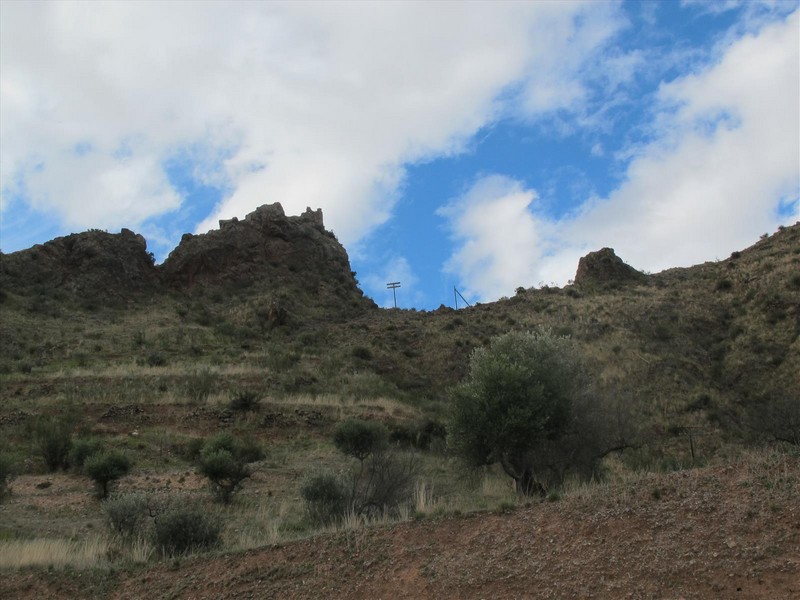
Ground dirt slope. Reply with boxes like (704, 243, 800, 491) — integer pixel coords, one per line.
(4, 452, 798, 600)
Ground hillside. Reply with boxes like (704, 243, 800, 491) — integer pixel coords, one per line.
(0, 209, 798, 599)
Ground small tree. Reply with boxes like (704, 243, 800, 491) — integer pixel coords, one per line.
(197, 432, 262, 503)
(85, 451, 131, 498)
(333, 419, 388, 464)
(448, 329, 586, 496)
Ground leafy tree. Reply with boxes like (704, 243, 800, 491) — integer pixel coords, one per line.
(85, 451, 132, 498)
(448, 329, 586, 496)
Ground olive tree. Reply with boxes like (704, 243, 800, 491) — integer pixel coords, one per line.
(448, 329, 587, 496)
(85, 451, 132, 499)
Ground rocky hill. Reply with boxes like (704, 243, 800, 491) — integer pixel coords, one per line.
(0, 203, 374, 319)
(0, 228, 160, 305)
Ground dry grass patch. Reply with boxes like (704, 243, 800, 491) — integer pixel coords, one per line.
(0, 537, 109, 569)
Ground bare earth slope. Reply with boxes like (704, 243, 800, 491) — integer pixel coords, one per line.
(4, 451, 797, 600)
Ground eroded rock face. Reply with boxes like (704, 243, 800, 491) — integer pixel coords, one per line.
(0, 228, 159, 303)
(161, 203, 350, 290)
(574, 247, 646, 287)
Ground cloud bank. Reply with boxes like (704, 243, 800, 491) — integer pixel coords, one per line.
(440, 10, 799, 301)
(1, 1, 621, 247)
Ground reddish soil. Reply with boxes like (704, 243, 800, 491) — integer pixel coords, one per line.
(3, 454, 798, 600)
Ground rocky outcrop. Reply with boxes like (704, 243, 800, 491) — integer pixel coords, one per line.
(0, 203, 374, 317)
(161, 203, 356, 292)
(0, 228, 159, 303)
(574, 248, 646, 288)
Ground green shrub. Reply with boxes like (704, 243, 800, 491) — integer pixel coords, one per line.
(351, 346, 373, 360)
(716, 278, 733, 291)
(176, 437, 205, 462)
(198, 450, 250, 503)
(333, 419, 388, 463)
(0, 454, 14, 501)
(197, 433, 262, 503)
(32, 417, 74, 472)
(229, 390, 261, 412)
(70, 438, 104, 471)
(153, 506, 221, 556)
(184, 368, 216, 404)
(85, 451, 132, 498)
(235, 436, 266, 464)
(389, 420, 446, 451)
(105, 493, 149, 538)
(146, 353, 167, 367)
(348, 450, 417, 517)
(300, 472, 350, 525)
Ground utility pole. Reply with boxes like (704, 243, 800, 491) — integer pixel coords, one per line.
(386, 282, 401, 308)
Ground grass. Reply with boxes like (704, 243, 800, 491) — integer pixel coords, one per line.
(0, 537, 109, 569)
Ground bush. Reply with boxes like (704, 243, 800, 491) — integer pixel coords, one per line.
(746, 393, 800, 446)
(301, 473, 350, 525)
(179, 437, 205, 462)
(70, 438, 104, 471)
(146, 353, 167, 367)
(184, 368, 216, 404)
(716, 279, 733, 291)
(333, 419, 388, 463)
(389, 420, 447, 451)
(153, 506, 221, 556)
(32, 416, 74, 472)
(85, 451, 132, 498)
(349, 450, 417, 517)
(196, 433, 262, 503)
(105, 493, 149, 538)
(0, 454, 14, 501)
(229, 390, 261, 412)
(351, 346, 373, 360)
(198, 450, 250, 503)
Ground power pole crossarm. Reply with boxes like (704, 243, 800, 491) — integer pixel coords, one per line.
(386, 282, 401, 309)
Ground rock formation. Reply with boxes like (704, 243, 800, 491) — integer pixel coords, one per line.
(0, 228, 159, 303)
(574, 247, 647, 288)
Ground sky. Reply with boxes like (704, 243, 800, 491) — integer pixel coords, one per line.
(1, 1, 798, 310)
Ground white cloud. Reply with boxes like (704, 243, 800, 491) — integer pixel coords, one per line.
(441, 10, 799, 297)
(438, 176, 551, 301)
(565, 9, 799, 272)
(0, 1, 621, 245)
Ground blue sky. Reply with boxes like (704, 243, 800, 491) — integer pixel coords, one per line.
(1, 1, 798, 310)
